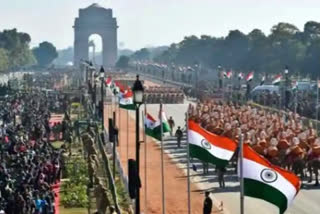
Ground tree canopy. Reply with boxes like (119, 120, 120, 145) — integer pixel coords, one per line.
(151, 21, 320, 79)
(33, 41, 58, 67)
(0, 28, 36, 71)
(116, 55, 130, 68)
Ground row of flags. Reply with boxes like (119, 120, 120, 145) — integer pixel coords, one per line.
(223, 70, 284, 86)
(105, 76, 172, 139)
(105, 77, 135, 110)
(188, 120, 300, 214)
(105, 75, 302, 214)
(224, 71, 254, 82)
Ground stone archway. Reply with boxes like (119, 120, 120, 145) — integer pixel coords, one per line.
(73, 3, 118, 68)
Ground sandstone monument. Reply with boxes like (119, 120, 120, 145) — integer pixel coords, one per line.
(73, 3, 118, 67)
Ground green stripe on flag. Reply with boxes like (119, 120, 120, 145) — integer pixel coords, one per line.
(189, 144, 229, 167)
(119, 104, 135, 110)
(244, 178, 288, 214)
(145, 122, 171, 141)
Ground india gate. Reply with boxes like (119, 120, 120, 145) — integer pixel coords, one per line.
(73, 3, 118, 67)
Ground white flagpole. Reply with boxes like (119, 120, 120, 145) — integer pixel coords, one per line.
(316, 77, 319, 133)
(239, 131, 244, 214)
(160, 102, 166, 214)
(118, 98, 121, 152)
(126, 109, 129, 170)
(143, 102, 148, 214)
(294, 82, 298, 116)
(186, 111, 191, 214)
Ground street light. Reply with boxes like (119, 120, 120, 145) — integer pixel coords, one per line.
(88, 62, 95, 93)
(194, 62, 199, 101)
(100, 66, 105, 130)
(132, 74, 144, 214)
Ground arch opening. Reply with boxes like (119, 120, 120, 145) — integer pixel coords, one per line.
(88, 34, 103, 65)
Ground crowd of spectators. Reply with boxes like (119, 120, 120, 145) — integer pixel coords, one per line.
(0, 90, 65, 214)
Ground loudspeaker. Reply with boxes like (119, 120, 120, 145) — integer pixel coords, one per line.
(128, 159, 138, 199)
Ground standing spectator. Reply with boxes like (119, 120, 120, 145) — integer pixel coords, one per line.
(175, 126, 183, 148)
(217, 166, 226, 188)
(203, 191, 212, 214)
(168, 116, 175, 136)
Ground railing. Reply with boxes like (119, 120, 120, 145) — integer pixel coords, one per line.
(87, 102, 122, 214)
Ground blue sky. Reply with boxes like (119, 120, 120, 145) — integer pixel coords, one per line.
(1, 0, 320, 50)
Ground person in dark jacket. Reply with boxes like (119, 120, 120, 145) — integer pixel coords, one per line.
(175, 126, 183, 148)
(203, 191, 212, 214)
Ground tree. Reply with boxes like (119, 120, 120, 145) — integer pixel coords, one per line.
(0, 29, 36, 69)
(0, 48, 9, 72)
(131, 48, 151, 60)
(54, 47, 73, 66)
(116, 55, 130, 68)
(144, 21, 320, 79)
(33, 41, 58, 67)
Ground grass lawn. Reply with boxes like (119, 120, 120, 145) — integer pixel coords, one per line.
(52, 141, 64, 149)
(60, 207, 87, 214)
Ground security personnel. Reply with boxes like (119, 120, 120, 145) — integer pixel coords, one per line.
(203, 191, 213, 214)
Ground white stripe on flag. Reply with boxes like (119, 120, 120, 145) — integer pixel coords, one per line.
(188, 130, 234, 161)
(243, 158, 297, 206)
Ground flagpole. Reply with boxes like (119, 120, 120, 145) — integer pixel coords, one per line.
(186, 111, 191, 214)
(294, 83, 298, 116)
(160, 102, 166, 214)
(126, 108, 129, 170)
(143, 102, 148, 214)
(118, 98, 121, 152)
(239, 130, 244, 214)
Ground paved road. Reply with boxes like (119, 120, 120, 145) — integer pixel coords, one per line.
(143, 103, 320, 214)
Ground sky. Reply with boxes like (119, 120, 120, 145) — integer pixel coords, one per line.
(1, 0, 320, 51)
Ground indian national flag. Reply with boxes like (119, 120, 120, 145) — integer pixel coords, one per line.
(226, 70, 232, 79)
(188, 120, 237, 167)
(241, 144, 301, 214)
(238, 72, 244, 80)
(260, 76, 265, 86)
(272, 74, 282, 85)
(105, 77, 112, 87)
(246, 72, 254, 82)
(223, 71, 227, 78)
(119, 90, 135, 110)
(112, 81, 120, 95)
(145, 111, 171, 141)
(292, 81, 298, 91)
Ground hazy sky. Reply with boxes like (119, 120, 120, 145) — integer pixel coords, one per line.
(1, 0, 320, 51)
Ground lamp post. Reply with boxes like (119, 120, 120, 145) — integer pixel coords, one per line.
(284, 66, 289, 110)
(100, 66, 105, 130)
(132, 75, 144, 214)
(194, 62, 199, 101)
(88, 62, 95, 94)
(93, 71, 98, 118)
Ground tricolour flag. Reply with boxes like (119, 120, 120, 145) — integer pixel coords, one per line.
(112, 81, 121, 95)
(223, 71, 227, 78)
(241, 144, 301, 214)
(188, 120, 237, 167)
(226, 70, 232, 79)
(119, 90, 135, 110)
(238, 72, 244, 80)
(246, 72, 254, 82)
(260, 76, 265, 86)
(272, 74, 282, 85)
(292, 80, 298, 91)
(105, 77, 112, 87)
(145, 111, 171, 141)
